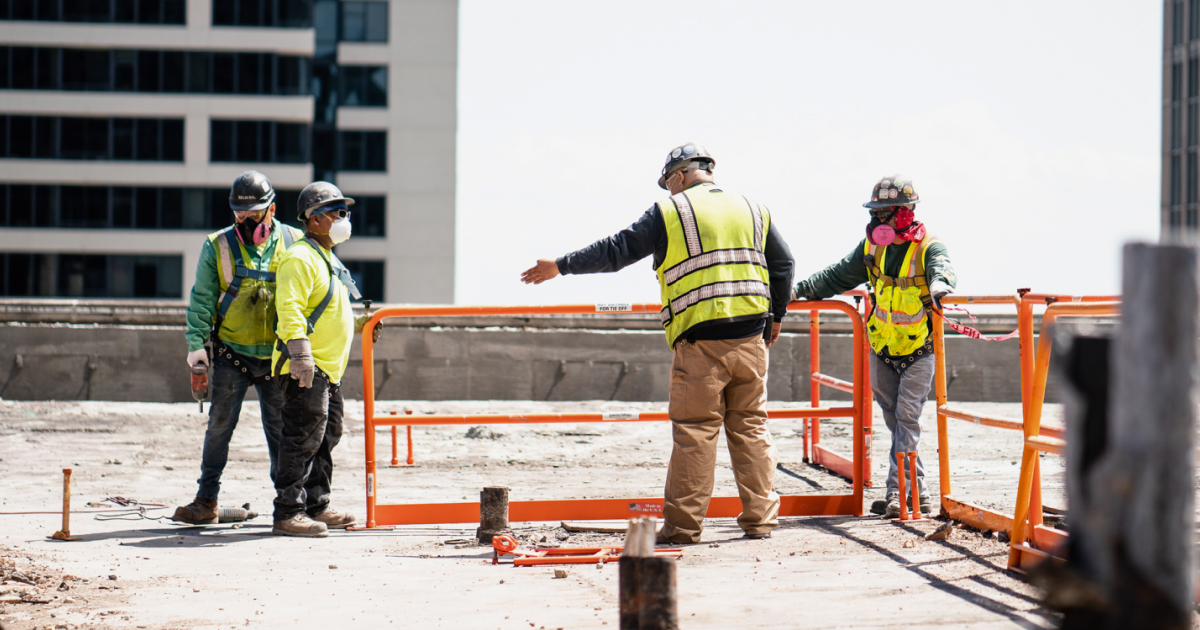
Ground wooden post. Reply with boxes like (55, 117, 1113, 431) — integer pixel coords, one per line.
(619, 518, 678, 630)
(476, 486, 509, 544)
(1049, 243, 1196, 629)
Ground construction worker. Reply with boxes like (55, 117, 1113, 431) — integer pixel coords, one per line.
(174, 171, 305, 524)
(521, 143, 795, 543)
(792, 175, 956, 518)
(270, 181, 377, 537)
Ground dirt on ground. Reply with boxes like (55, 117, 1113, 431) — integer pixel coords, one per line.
(0, 397, 1170, 629)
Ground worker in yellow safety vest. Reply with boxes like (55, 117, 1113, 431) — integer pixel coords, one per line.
(270, 181, 378, 537)
(174, 171, 305, 525)
(792, 175, 956, 518)
(521, 143, 796, 543)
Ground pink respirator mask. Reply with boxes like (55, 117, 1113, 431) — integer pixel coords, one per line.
(867, 207, 916, 246)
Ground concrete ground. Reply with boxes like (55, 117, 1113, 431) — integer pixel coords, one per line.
(0, 398, 1072, 629)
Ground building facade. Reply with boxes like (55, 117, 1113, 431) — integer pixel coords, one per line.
(0, 0, 457, 303)
(1164, 0, 1200, 237)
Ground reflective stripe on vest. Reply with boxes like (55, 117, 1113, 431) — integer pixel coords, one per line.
(864, 235, 940, 356)
(207, 222, 302, 350)
(655, 184, 772, 348)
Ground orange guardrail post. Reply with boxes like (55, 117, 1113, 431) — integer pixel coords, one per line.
(895, 453, 909, 521)
(809, 308, 820, 461)
(1009, 300, 1120, 569)
(933, 316, 950, 507)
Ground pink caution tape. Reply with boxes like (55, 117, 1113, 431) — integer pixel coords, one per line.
(933, 303, 1019, 342)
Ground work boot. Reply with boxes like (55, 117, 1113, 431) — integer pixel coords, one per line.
(870, 499, 887, 516)
(743, 531, 772, 540)
(171, 497, 218, 525)
(918, 496, 934, 514)
(310, 507, 356, 530)
(884, 496, 901, 519)
(272, 513, 328, 538)
(656, 532, 699, 546)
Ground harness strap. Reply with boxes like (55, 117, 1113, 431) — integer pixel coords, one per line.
(215, 230, 245, 320)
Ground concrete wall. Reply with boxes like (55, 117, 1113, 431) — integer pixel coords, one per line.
(0, 323, 1059, 404)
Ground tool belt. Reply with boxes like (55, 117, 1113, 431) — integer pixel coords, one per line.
(210, 335, 274, 386)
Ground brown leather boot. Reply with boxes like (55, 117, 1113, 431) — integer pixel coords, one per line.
(171, 497, 218, 525)
(272, 513, 328, 538)
(310, 507, 356, 530)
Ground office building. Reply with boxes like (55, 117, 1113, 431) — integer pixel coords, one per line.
(0, 0, 457, 302)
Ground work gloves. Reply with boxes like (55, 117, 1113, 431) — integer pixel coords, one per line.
(355, 314, 382, 343)
(286, 338, 315, 388)
(929, 280, 953, 311)
(186, 348, 208, 369)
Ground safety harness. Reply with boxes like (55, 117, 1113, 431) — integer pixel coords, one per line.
(209, 227, 296, 385)
(273, 238, 361, 379)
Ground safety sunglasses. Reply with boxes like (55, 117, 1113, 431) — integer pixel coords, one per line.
(233, 209, 268, 221)
(317, 208, 350, 220)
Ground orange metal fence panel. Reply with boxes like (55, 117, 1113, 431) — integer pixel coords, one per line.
(357, 301, 869, 528)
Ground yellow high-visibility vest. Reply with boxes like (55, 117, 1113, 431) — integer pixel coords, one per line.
(207, 221, 304, 349)
(863, 235, 940, 356)
(656, 183, 772, 348)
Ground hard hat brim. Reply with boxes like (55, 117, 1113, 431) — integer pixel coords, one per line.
(863, 199, 920, 209)
(299, 196, 356, 221)
(230, 200, 274, 212)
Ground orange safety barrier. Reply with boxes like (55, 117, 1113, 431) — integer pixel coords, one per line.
(357, 301, 870, 529)
(930, 293, 1118, 565)
(806, 290, 875, 487)
(1008, 299, 1120, 572)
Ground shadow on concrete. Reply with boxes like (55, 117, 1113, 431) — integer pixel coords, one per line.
(792, 516, 1057, 630)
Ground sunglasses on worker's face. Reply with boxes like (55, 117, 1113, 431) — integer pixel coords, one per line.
(234, 209, 268, 221)
(316, 208, 350, 220)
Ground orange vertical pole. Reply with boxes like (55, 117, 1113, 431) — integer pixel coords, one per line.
(1030, 457, 1044, 528)
(933, 317, 950, 505)
(850, 306, 864, 513)
(363, 317, 378, 529)
(907, 452, 921, 520)
(895, 452, 909, 521)
(390, 425, 399, 466)
(860, 296, 874, 487)
(809, 310, 821, 452)
(406, 425, 415, 465)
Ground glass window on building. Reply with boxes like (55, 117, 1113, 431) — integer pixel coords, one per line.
(212, 0, 313, 27)
(1176, 1, 1187, 46)
(210, 120, 309, 163)
(0, 116, 183, 161)
(0, 253, 182, 298)
(340, 1, 387, 42)
(0, 0, 185, 23)
(340, 66, 387, 107)
(0, 47, 310, 96)
(352, 195, 386, 236)
(340, 259, 383, 302)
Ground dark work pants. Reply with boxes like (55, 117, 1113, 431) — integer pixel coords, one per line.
(196, 354, 285, 500)
(273, 372, 344, 521)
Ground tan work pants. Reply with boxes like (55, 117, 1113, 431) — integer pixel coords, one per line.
(659, 336, 779, 543)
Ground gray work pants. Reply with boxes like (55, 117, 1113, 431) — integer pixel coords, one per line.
(870, 352, 935, 498)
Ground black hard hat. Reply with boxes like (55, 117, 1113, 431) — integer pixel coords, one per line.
(297, 181, 355, 221)
(658, 142, 715, 190)
(229, 170, 276, 212)
(863, 175, 921, 209)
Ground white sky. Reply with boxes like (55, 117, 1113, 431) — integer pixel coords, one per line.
(454, 1, 1161, 306)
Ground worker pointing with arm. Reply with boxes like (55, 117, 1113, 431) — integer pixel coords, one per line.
(173, 171, 304, 525)
(270, 182, 371, 537)
(522, 143, 795, 543)
(792, 175, 956, 518)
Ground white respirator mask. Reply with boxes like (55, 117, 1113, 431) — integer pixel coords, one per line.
(328, 217, 352, 244)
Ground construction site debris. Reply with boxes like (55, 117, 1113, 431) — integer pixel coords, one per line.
(925, 523, 953, 541)
(465, 426, 503, 439)
(553, 569, 568, 579)
(477, 486, 511, 544)
(903, 540, 916, 548)
(561, 521, 628, 534)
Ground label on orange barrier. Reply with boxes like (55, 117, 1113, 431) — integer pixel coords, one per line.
(595, 303, 632, 312)
(628, 502, 663, 516)
(367, 473, 375, 497)
(602, 411, 640, 421)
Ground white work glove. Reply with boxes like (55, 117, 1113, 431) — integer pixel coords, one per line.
(286, 339, 315, 388)
(186, 348, 208, 369)
(929, 281, 953, 310)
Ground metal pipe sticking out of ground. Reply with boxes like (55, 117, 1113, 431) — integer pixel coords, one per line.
(477, 486, 511, 544)
(49, 468, 80, 541)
